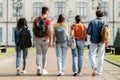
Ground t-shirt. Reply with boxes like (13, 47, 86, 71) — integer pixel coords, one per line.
(53, 23, 68, 36)
(71, 23, 86, 41)
(33, 15, 51, 39)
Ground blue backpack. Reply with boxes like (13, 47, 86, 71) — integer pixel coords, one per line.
(55, 25, 67, 43)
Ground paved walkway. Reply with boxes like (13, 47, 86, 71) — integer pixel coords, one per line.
(0, 48, 120, 80)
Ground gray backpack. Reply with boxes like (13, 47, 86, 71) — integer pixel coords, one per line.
(55, 25, 67, 43)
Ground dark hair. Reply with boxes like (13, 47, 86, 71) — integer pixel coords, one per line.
(96, 9, 104, 17)
(17, 18, 27, 29)
(75, 15, 81, 23)
(57, 14, 65, 23)
(42, 6, 49, 14)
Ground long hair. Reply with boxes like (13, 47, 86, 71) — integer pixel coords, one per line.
(17, 18, 28, 29)
(57, 14, 65, 23)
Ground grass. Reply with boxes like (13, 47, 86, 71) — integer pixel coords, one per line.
(0, 47, 16, 59)
(0, 47, 35, 60)
(105, 52, 120, 65)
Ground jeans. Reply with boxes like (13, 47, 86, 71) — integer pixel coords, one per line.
(72, 40, 84, 73)
(89, 42, 105, 74)
(16, 46, 28, 70)
(35, 37, 48, 69)
(56, 41, 68, 73)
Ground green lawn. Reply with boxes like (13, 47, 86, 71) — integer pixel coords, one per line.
(105, 54, 120, 64)
(0, 47, 35, 60)
(0, 47, 16, 59)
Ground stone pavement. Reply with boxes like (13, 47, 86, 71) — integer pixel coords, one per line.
(0, 48, 120, 80)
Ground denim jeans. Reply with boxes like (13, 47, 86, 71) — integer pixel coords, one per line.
(56, 41, 68, 73)
(72, 40, 84, 73)
(16, 46, 28, 70)
(35, 37, 48, 69)
(89, 42, 105, 74)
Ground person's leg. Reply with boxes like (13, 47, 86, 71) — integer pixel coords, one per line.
(61, 42, 68, 75)
(16, 46, 22, 75)
(41, 39, 48, 69)
(88, 42, 98, 76)
(56, 43, 62, 75)
(77, 41, 84, 75)
(72, 48, 78, 75)
(97, 43, 105, 75)
(89, 42, 98, 69)
(35, 38, 42, 75)
(23, 48, 28, 73)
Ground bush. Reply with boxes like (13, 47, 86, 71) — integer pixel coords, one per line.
(113, 28, 120, 55)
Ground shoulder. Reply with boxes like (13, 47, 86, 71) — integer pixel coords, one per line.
(33, 17, 38, 25)
(53, 23, 59, 29)
(64, 24, 68, 29)
(45, 18, 51, 25)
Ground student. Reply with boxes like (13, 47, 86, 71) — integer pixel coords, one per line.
(87, 10, 105, 76)
(52, 14, 68, 76)
(14, 18, 31, 75)
(33, 6, 51, 76)
(70, 15, 86, 76)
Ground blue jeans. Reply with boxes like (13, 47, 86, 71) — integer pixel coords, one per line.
(16, 46, 28, 70)
(72, 40, 84, 73)
(89, 42, 105, 74)
(56, 41, 68, 73)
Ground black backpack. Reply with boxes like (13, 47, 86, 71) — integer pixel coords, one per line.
(33, 17, 46, 37)
(19, 28, 32, 49)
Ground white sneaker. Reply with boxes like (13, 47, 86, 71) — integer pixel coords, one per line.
(23, 70, 26, 74)
(42, 69, 48, 74)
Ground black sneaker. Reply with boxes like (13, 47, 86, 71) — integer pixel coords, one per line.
(16, 69, 20, 76)
(57, 73, 62, 76)
(37, 69, 41, 76)
(73, 73, 78, 76)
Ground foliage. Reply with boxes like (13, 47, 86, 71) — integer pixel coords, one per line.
(113, 28, 120, 48)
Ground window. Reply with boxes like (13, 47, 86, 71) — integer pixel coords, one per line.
(0, 3, 2, 17)
(77, 2, 87, 17)
(55, 2, 65, 15)
(33, 2, 43, 17)
(119, 2, 120, 17)
(0, 28, 2, 42)
(12, 28, 16, 42)
(13, 2, 23, 17)
(101, 2, 108, 16)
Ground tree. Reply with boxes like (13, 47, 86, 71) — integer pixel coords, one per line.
(113, 28, 120, 55)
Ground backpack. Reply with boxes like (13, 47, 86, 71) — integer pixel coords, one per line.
(19, 28, 32, 49)
(101, 25, 110, 43)
(33, 17, 46, 37)
(55, 25, 67, 43)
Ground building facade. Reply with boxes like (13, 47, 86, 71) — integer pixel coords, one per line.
(0, 0, 119, 46)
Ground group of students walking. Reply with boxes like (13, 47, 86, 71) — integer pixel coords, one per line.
(14, 6, 109, 76)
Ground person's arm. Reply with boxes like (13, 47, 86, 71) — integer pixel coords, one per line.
(52, 26, 55, 47)
(87, 21, 92, 35)
(46, 18, 51, 47)
(70, 25, 74, 36)
(48, 25, 51, 47)
(14, 29, 17, 45)
(84, 26, 87, 41)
